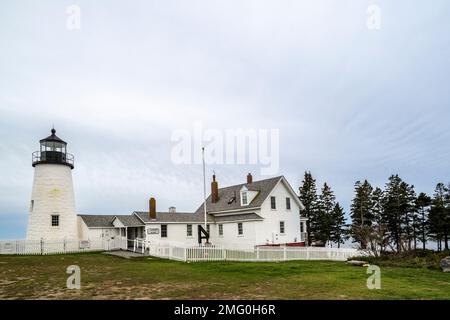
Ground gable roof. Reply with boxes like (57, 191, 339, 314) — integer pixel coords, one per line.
(78, 215, 117, 228)
(195, 176, 287, 214)
(78, 214, 145, 228)
(113, 215, 145, 227)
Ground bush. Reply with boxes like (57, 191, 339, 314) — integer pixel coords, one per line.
(351, 250, 450, 270)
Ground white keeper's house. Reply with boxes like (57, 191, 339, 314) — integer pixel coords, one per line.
(27, 129, 308, 247)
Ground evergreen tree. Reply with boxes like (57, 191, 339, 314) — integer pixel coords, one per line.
(415, 192, 431, 250)
(371, 187, 384, 225)
(350, 180, 374, 249)
(371, 187, 389, 254)
(429, 183, 450, 251)
(445, 183, 450, 250)
(382, 175, 404, 252)
(315, 183, 336, 245)
(330, 202, 347, 248)
(382, 176, 418, 252)
(400, 182, 417, 251)
(299, 171, 319, 246)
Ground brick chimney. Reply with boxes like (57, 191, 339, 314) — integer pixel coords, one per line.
(247, 173, 253, 184)
(211, 174, 219, 203)
(149, 197, 156, 219)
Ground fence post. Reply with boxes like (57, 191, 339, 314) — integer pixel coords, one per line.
(40, 238, 44, 255)
(256, 247, 260, 260)
(184, 247, 187, 262)
(306, 247, 310, 260)
(283, 247, 287, 261)
(63, 238, 66, 253)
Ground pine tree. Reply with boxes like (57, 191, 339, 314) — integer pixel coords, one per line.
(400, 182, 417, 251)
(429, 183, 450, 251)
(382, 175, 418, 252)
(299, 171, 319, 246)
(315, 183, 336, 245)
(371, 187, 384, 225)
(371, 187, 389, 254)
(445, 183, 450, 250)
(330, 202, 347, 248)
(350, 180, 374, 249)
(382, 175, 404, 252)
(415, 192, 431, 250)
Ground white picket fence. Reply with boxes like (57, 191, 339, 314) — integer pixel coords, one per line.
(133, 239, 361, 262)
(0, 237, 128, 255)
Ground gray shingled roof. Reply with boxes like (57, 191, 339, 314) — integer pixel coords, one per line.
(134, 211, 263, 223)
(78, 215, 117, 228)
(195, 176, 283, 214)
(113, 215, 145, 227)
(214, 213, 263, 222)
(78, 214, 145, 228)
(135, 211, 215, 223)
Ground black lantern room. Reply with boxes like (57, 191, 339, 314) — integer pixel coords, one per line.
(32, 128, 74, 169)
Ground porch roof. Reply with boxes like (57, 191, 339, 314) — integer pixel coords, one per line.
(78, 214, 144, 228)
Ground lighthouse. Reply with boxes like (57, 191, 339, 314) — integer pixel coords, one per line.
(26, 128, 79, 240)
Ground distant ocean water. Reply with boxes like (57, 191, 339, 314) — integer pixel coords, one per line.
(0, 213, 27, 240)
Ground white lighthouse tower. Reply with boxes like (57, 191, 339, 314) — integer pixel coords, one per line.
(26, 128, 78, 240)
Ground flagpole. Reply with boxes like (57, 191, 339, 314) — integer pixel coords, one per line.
(202, 147, 207, 229)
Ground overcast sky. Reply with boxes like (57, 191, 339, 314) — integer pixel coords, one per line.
(1, 1, 450, 239)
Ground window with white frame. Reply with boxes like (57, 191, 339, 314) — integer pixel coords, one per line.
(51, 215, 59, 227)
(286, 197, 291, 210)
(241, 191, 248, 205)
(161, 224, 168, 237)
(300, 222, 305, 233)
(270, 196, 276, 209)
(187, 224, 192, 237)
(218, 224, 223, 236)
(279, 221, 285, 234)
(207, 224, 210, 234)
(238, 222, 243, 236)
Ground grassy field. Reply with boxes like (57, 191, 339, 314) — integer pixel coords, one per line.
(0, 252, 449, 300)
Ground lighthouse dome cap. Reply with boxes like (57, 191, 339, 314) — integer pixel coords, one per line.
(39, 128, 67, 144)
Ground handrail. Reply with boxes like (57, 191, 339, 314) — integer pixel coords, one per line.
(32, 150, 74, 168)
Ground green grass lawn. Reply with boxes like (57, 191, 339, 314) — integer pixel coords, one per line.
(0, 252, 449, 299)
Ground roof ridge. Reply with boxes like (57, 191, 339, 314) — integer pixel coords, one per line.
(215, 175, 283, 191)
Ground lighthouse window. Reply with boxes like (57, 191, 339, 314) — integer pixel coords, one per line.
(30, 200, 34, 212)
(51, 215, 59, 227)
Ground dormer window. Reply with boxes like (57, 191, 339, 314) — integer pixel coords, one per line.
(239, 186, 257, 206)
(242, 191, 248, 205)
